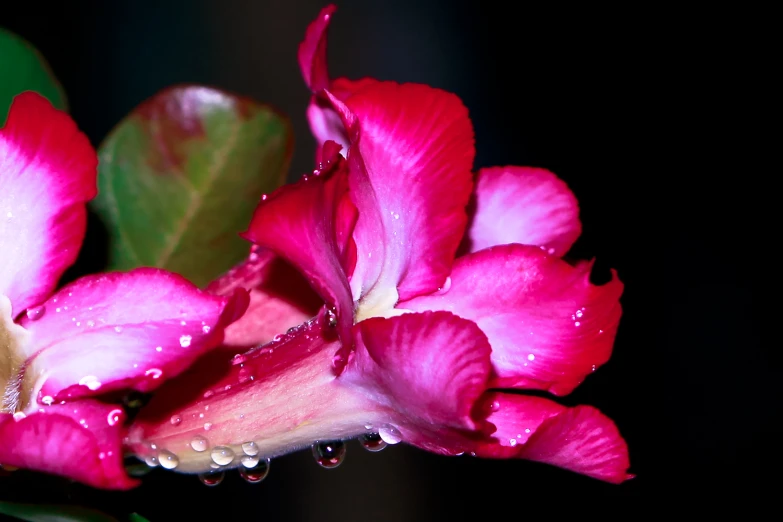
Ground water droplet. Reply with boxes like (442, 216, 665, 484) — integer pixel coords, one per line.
(12, 412, 26, 421)
(359, 433, 388, 452)
(145, 368, 163, 379)
(198, 471, 224, 486)
(232, 354, 246, 365)
(527, 354, 535, 361)
(489, 400, 501, 412)
(41, 396, 53, 406)
(312, 440, 346, 469)
(574, 321, 581, 327)
(25, 306, 45, 321)
(86, 320, 95, 327)
(261, 194, 268, 201)
(202, 325, 211, 334)
(144, 455, 159, 467)
(170, 415, 182, 426)
(241, 454, 259, 468)
(158, 450, 179, 470)
(155, 346, 163, 352)
(437, 277, 452, 294)
(326, 307, 338, 327)
(239, 458, 270, 483)
(191, 435, 208, 452)
(211, 446, 235, 466)
(78, 375, 102, 391)
(106, 409, 122, 426)
(591, 364, 597, 372)
(509, 438, 518, 447)
(180, 335, 192, 347)
(378, 424, 403, 445)
(114, 326, 123, 333)
(238, 367, 253, 383)
(242, 441, 259, 456)
(575, 309, 584, 318)
(204, 422, 213, 431)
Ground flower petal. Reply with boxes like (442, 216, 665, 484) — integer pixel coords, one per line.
(347, 311, 491, 433)
(473, 393, 632, 484)
(464, 166, 581, 256)
(333, 82, 475, 308)
(298, 4, 336, 93)
(0, 92, 97, 317)
(19, 268, 247, 402)
(0, 399, 137, 489)
(403, 244, 623, 395)
(206, 246, 322, 348)
(241, 152, 355, 351)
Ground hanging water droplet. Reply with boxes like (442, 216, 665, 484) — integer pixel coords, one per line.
(378, 424, 403, 445)
(158, 450, 179, 470)
(191, 435, 208, 452)
(326, 307, 338, 327)
(241, 441, 259, 456)
(170, 415, 181, 426)
(198, 471, 224, 486)
(359, 433, 388, 452)
(239, 458, 270, 483)
(312, 440, 346, 469)
(25, 306, 45, 321)
(241, 454, 260, 468)
(144, 455, 159, 467)
(211, 446, 235, 466)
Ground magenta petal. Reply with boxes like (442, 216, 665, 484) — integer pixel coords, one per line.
(206, 247, 322, 348)
(473, 393, 632, 484)
(241, 160, 354, 348)
(298, 4, 336, 93)
(0, 400, 137, 489)
(332, 82, 475, 304)
(0, 92, 97, 317)
(465, 166, 582, 256)
(347, 311, 491, 432)
(403, 244, 623, 395)
(19, 268, 247, 401)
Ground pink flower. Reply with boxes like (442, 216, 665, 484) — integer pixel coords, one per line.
(127, 5, 631, 484)
(0, 93, 248, 489)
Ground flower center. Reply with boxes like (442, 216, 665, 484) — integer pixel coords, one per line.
(354, 286, 408, 323)
(0, 295, 31, 413)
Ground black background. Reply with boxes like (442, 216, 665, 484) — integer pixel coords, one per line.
(1, 0, 767, 518)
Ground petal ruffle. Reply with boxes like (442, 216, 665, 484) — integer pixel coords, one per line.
(298, 4, 336, 93)
(0, 399, 137, 489)
(335, 82, 475, 310)
(18, 268, 247, 402)
(241, 152, 355, 351)
(347, 311, 491, 433)
(464, 166, 581, 256)
(206, 246, 322, 348)
(403, 244, 623, 395)
(472, 393, 632, 484)
(0, 92, 97, 317)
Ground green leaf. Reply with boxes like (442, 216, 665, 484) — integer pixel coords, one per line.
(0, 502, 120, 522)
(0, 28, 67, 124)
(91, 85, 292, 287)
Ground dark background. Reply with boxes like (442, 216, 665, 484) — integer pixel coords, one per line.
(1, 0, 767, 518)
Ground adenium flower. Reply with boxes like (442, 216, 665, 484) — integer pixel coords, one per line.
(0, 93, 247, 489)
(127, 5, 631, 484)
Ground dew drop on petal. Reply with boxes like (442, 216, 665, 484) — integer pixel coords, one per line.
(25, 306, 45, 321)
(312, 440, 346, 469)
(241, 441, 259, 456)
(202, 325, 211, 334)
(211, 446, 235, 466)
(106, 409, 122, 426)
(12, 412, 25, 421)
(326, 307, 338, 328)
(527, 354, 535, 361)
(204, 422, 213, 431)
(180, 335, 192, 347)
(144, 455, 159, 467)
(359, 433, 387, 452)
(114, 326, 123, 333)
(158, 450, 180, 470)
(239, 458, 270, 483)
(191, 435, 208, 452)
(378, 425, 403, 445)
(198, 471, 224, 487)
(145, 368, 163, 380)
(240, 454, 260, 468)
(170, 415, 181, 426)
(78, 375, 102, 391)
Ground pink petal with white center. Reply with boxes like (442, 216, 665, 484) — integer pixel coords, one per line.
(402, 244, 623, 395)
(335, 82, 475, 305)
(464, 166, 581, 256)
(18, 268, 247, 402)
(472, 393, 632, 484)
(241, 154, 355, 352)
(0, 92, 97, 317)
(346, 311, 491, 434)
(206, 246, 322, 348)
(0, 399, 137, 489)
